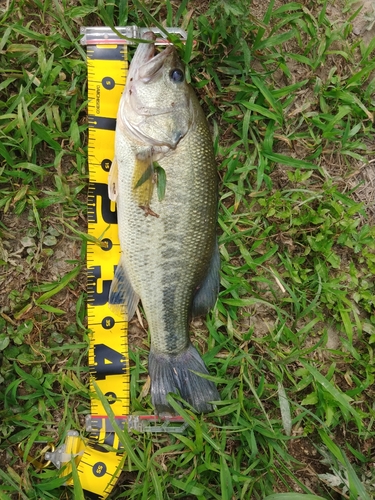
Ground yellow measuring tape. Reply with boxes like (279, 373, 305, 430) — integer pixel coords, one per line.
(41, 27, 188, 499)
(79, 38, 129, 498)
(49, 37, 130, 500)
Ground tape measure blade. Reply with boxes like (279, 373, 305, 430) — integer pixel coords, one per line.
(82, 42, 129, 500)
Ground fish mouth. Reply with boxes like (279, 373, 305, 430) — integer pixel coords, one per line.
(118, 32, 188, 148)
(130, 32, 175, 83)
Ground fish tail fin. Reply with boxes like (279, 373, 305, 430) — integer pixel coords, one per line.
(148, 344, 220, 415)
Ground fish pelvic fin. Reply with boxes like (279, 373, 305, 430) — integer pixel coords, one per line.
(192, 239, 220, 318)
(108, 255, 139, 319)
(148, 344, 220, 415)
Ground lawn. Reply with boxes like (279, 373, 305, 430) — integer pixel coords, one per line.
(1, 0, 375, 499)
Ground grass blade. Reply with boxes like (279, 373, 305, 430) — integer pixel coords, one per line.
(92, 381, 146, 472)
(264, 495, 327, 500)
(301, 361, 362, 429)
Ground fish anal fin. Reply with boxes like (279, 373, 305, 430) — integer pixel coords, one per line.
(108, 157, 119, 202)
(192, 239, 220, 318)
(108, 255, 139, 319)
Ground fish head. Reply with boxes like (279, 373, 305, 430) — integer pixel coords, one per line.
(118, 33, 194, 150)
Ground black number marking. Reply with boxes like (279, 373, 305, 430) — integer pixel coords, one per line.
(101, 238, 113, 251)
(87, 266, 112, 306)
(102, 77, 115, 90)
(91, 343, 126, 380)
(88, 116, 116, 131)
(101, 159, 112, 172)
(104, 391, 117, 404)
(92, 461, 107, 477)
(87, 182, 117, 224)
(101, 316, 115, 329)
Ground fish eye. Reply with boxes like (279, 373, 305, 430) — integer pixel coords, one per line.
(169, 68, 184, 83)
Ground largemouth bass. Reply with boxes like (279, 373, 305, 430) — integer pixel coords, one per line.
(108, 32, 220, 415)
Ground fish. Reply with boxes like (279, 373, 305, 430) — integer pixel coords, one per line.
(108, 32, 220, 415)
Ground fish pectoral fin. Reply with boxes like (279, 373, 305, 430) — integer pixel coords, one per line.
(108, 157, 119, 202)
(132, 151, 155, 207)
(108, 255, 139, 319)
(192, 239, 220, 318)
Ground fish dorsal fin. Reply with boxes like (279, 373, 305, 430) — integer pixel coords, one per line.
(191, 240, 220, 318)
(108, 157, 119, 202)
(108, 255, 139, 319)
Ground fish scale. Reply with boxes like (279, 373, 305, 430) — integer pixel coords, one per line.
(109, 32, 220, 414)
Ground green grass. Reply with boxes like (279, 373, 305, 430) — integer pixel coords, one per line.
(1, 0, 375, 498)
